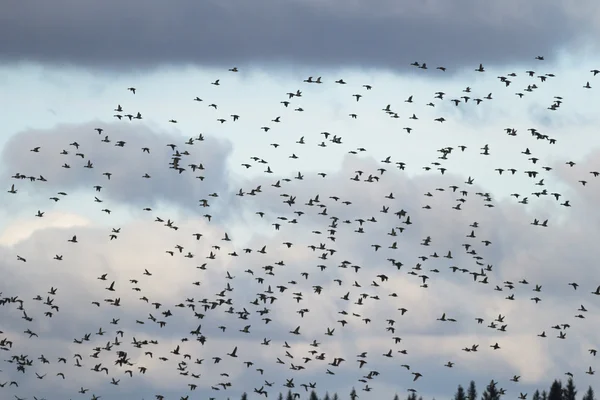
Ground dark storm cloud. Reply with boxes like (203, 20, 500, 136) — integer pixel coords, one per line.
(0, 0, 590, 71)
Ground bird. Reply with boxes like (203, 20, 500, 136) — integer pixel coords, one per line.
(2, 58, 599, 400)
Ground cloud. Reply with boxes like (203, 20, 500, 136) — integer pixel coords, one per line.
(2, 135, 600, 400)
(3, 56, 600, 400)
(0, 0, 595, 71)
(0, 211, 91, 247)
(0, 121, 235, 217)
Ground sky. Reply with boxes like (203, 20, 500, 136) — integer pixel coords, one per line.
(2, 2, 600, 400)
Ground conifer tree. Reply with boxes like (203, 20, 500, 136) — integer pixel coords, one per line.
(286, 390, 294, 400)
(549, 380, 564, 400)
(277, 393, 283, 400)
(407, 392, 418, 400)
(468, 380, 478, 400)
(481, 380, 501, 400)
(582, 386, 596, 400)
(542, 390, 548, 400)
(455, 384, 467, 400)
(350, 387, 358, 400)
(332, 392, 340, 400)
(241, 392, 248, 400)
(309, 390, 319, 400)
(393, 394, 400, 400)
(563, 377, 577, 400)
(533, 390, 541, 400)
(323, 392, 331, 400)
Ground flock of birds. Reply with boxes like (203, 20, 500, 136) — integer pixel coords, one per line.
(2, 56, 600, 400)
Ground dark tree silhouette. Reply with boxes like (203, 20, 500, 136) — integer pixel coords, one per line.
(549, 380, 564, 400)
(241, 392, 248, 400)
(481, 380, 501, 400)
(455, 384, 467, 400)
(582, 386, 596, 400)
(286, 390, 294, 400)
(277, 393, 283, 400)
(332, 392, 340, 400)
(533, 389, 541, 400)
(542, 390, 549, 400)
(350, 388, 358, 400)
(468, 380, 478, 400)
(563, 378, 577, 400)
(309, 390, 319, 400)
(323, 392, 331, 400)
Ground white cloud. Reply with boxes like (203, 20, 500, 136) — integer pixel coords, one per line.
(0, 211, 91, 247)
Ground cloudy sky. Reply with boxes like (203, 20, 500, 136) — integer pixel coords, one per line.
(2, 2, 600, 400)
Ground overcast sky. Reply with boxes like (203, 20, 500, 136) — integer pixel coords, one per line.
(2, 0, 600, 71)
(2, 3, 600, 400)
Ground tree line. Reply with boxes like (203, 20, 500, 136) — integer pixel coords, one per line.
(233, 377, 596, 400)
